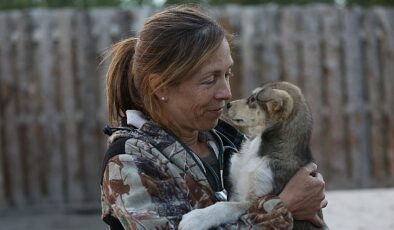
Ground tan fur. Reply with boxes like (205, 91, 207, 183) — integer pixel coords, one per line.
(224, 86, 295, 137)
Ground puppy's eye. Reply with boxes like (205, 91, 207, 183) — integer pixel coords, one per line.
(247, 96, 257, 106)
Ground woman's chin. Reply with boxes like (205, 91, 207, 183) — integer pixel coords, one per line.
(203, 118, 220, 131)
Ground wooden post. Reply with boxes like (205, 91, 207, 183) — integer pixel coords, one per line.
(56, 10, 84, 205)
(260, 5, 280, 83)
(363, 9, 386, 187)
(78, 9, 119, 204)
(0, 13, 25, 206)
(0, 13, 6, 208)
(300, 6, 325, 175)
(34, 9, 64, 204)
(321, 6, 349, 188)
(241, 7, 261, 95)
(279, 6, 301, 85)
(376, 8, 394, 185)
(14, 11, 43, 204)
(343, 7, 371, 187)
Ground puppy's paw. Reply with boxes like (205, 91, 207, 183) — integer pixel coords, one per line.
(178, 209, 214, 230)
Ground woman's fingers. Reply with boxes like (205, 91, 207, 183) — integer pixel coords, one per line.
(311, 172, 325, 193)
(303, 162, 317, 174)
(315, 171, 324, 180)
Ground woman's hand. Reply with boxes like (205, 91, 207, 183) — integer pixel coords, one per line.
(278, 162, 327, 227)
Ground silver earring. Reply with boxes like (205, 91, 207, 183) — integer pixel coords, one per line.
(161, 97, 166, 101)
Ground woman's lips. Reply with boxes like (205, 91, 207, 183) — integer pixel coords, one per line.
(208, 107, 224, 117)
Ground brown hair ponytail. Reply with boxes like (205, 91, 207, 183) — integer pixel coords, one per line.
(105, 37, 144, 125)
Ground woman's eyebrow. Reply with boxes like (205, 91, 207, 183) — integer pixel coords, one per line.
(200, 62, 233, 75)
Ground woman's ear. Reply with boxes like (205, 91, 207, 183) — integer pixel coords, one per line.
(148, 74, 168, 101)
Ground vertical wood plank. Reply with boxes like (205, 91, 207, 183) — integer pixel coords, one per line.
(0, 13, 6, 208)
(251, 6, 265, 84)
(241, 7, 261, 96)
(14, 11, 43, 203)
(279, 6, 301, 85)
(300, 6, 325, 174)
(321, 6, 349, 188)
(260, 5, 280, 83)
(0, 13, 25, 206)
(11, 12, 29, 203)
(77, 9, 114, 203)
(34, 9, 64, 203)
(56, 10, 84, 205)
(363, 10, 386, 186)
(376, 8, 394, 185)
(343, 7, 371, 187)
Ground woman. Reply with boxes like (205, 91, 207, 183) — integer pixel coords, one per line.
(100, 5, 327, 230)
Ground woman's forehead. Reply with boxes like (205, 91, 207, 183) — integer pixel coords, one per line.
(200, 39, 233, 72)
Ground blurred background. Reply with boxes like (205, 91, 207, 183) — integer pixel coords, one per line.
(0, 0, 393, 229)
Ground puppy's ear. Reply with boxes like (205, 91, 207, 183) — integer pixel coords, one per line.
(266, 100, 282, 114)
(257, 88, 293, 116)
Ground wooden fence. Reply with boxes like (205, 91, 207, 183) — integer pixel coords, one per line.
(0, 5, 393, 209)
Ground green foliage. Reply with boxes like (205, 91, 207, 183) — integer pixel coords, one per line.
(347, 0, 394, 6)
(1, 0, 393, 10)
(0, 0, 33, 9)
(0, 0, 122, 10)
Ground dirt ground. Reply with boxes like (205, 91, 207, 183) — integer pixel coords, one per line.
(324, 188, 394, 230)
(0, 188, 393, 230)
(0, 211, 106, 230)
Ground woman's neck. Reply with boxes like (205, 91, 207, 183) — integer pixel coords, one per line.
(158, 118, 212, 158)
(169, 126, 211, 158)
(178, 130, 199, 147)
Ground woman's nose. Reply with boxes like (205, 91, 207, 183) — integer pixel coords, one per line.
(216, 78, 232, 100)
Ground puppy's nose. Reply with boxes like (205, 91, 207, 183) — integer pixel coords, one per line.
(226, 102, 232, 109)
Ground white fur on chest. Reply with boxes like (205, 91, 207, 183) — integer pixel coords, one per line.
(230, 135, 273, 201)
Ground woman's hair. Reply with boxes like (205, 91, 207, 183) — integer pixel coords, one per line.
(105, 5, 228, 125)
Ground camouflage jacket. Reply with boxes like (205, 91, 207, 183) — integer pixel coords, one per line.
(100, 112, 293, 230)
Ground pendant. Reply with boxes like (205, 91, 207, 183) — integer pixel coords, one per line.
(214, 189, 228, 201)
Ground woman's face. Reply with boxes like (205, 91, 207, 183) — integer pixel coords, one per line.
(161, 38, 233, 133)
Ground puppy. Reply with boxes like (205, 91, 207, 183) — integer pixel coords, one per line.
(179, 81, 328, 230)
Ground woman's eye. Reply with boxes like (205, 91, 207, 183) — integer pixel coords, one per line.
(202, 77, 216, 85)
